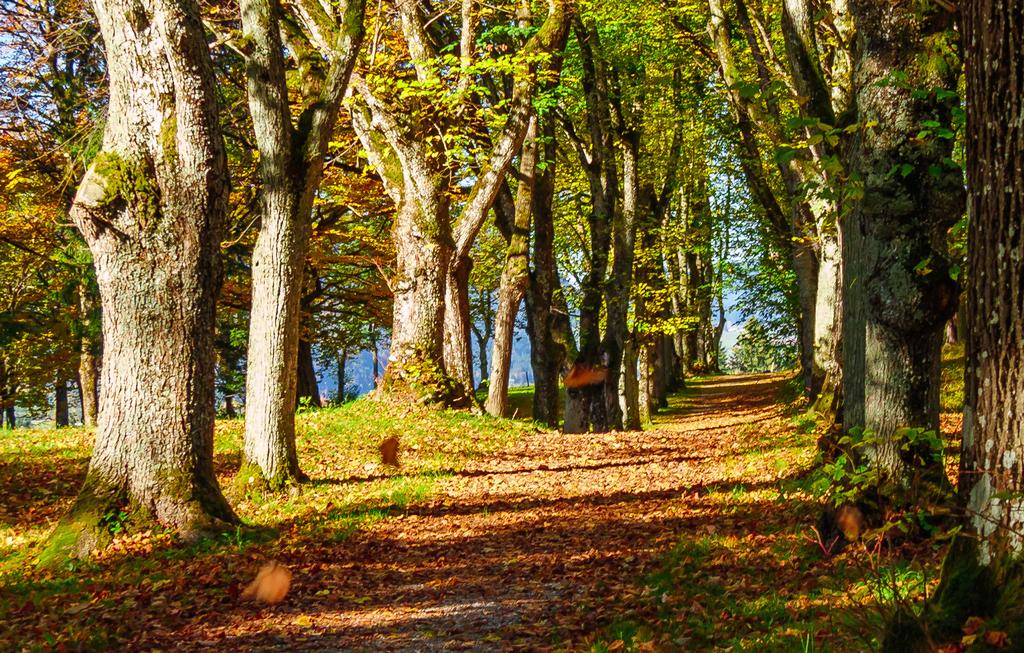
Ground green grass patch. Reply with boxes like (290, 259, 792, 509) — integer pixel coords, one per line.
(0, 398, 540, 650)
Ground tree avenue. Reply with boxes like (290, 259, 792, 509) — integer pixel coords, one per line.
(3, 0, 1024, 647)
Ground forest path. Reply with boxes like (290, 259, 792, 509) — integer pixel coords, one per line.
(179, 373, 797, 651)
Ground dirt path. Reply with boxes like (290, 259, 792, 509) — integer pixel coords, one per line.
(167, 374, 796, 651)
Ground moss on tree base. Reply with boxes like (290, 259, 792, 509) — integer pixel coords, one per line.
(230, 460, 308, 499)
(376, 355, 474, 410)
(38, 472, 237, 569)
(884, 536, 1024, 652)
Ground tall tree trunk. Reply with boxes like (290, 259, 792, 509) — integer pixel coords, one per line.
(48, 0, 237, 561)
(603, 129, 641, 430)
(78, 283, 100, 427)
(524, 120, 571, 427)
(638, 338, 655, 424)
(486, 118, 538, 417)
(295, 338, 320, 409)
(891, 1, 1024, 645)
(239, 0, 365, 487)
(0, 356, 12, 428)
(845, 0, 962, 485)
(562, 19, 616, 434)
(54, 377, 69, 428)
(352, 1, 568, 406)
(813, 229, 843, 419)
(841, 200, 868, 430)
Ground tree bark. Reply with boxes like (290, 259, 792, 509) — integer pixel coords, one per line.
(562, 19, 616, 433)
(845, 0, 962, 485)
(603, 127, 641, 430)
(240, 0, 365, 487)
(620, 336, 641, 430)
(78, 283, 100, 427)
(48, 0, 237, 561)
(443, 256, 476, 393)
(486, 118, 538, 417)
(524, 119, 571, 427)
(54, 378, 69, 428)
(295, 338, 321, 409)
(890, 0, 1024, 645)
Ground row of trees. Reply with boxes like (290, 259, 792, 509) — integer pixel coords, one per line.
(5, 0, 1024, 634)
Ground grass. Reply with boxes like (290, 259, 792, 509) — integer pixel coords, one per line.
(474, 385, 564, 421)
(0, 398, 537, 650)
(580, 374, 954, 653)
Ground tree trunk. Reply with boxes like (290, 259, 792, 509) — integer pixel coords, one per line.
(813, 229, 843, 421)
(840, 200, 868, 431)
(638, 338, 655, 424)
(54, 378, 69, 428)
(371, 340, 379, 385)
(846, 0, 962, 486)
(486, 118, 538, 417)
(0, 356, 12, 428)
(603, 130, 641, 430)
(475, 319, 489, 389)
(524, 120, 570, 427)
(443, 256, 476, 395)
(295, 338, 320, 409)
(792, 239, 819, 395)
(225, 395, 237, 419)
(336, 352, 346, 402)
(78, 284, 100, 427)
(563, 19, 617, 434)
(620, 335, 641, 430)
(48, 0, 237, 562)
(384, 191, 458, 397)
(239, 0, 364, 487)
(890, 1, 1024, 645)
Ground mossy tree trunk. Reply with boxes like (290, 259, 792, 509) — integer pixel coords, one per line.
(844, 0, 962, 487)
(903, 1, 1024, 646)
(50, 0, 237, 562)
(486, 118, 537, 417)
(239, 0, 365, 488)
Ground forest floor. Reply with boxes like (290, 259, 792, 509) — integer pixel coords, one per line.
(1, 372, 960, 652)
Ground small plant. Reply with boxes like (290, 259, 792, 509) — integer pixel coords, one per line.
(99, 508, 130, 535)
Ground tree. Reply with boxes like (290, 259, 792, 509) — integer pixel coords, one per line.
(44, 0, 237, 560)
(891, 0, 1024, 647)
(727, 318, 797, 373)
(842, 0, 962, 486)
(350, 0, 571, 401)
(485, 117, 538, 416)
(236, 0, 366, 486)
